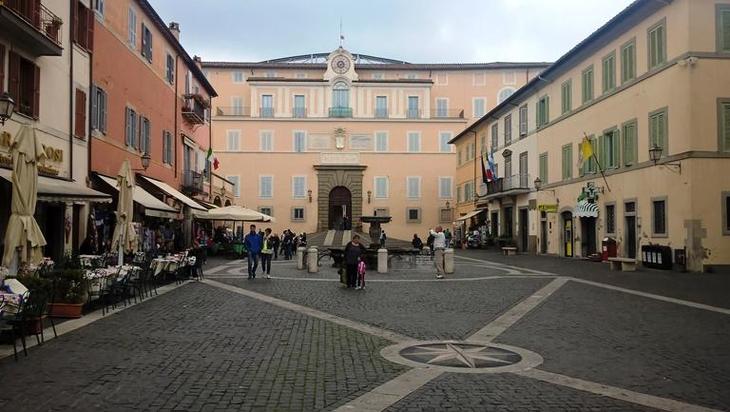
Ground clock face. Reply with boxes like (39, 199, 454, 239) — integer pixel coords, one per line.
(331, 55, 350, 74)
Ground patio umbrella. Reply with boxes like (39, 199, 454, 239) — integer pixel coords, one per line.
(2, 125, 47, 271)
(193, 205, 275, 222)
(111, 160, 137, 266)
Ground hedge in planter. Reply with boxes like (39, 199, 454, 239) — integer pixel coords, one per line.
(44, 268, 86, 318)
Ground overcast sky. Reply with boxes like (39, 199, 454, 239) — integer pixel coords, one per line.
(149, 0, 634, 63)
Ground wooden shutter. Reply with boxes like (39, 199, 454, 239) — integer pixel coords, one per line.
(90, 86, 98, 130)
(72, 0, 79, 44)
(32, 64, 40, 119)
(87, 5, 95, 51)
(100, 90, 107, 133)
(74, 88, 86, 138)
(8, 52, 20, 107)
(0, 44, 5, 93)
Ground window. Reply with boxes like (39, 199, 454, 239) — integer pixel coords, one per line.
(406, 208, 421, 223)
(73, 1, 94, 51)
(261, 95, 273, 117)
(375, 96, 388, 118)
(439, 132, 452, 153)
(648, 20, 666, 69)
(464, 181, 474, 202)
(7, 52, 40, 119)
(293, 95, 306, 118)
(74, 89, 87, 139)
(292, 176, 306, 198)
(602, 52, 616, 94)
(539, 152, 548, 184)
(491, 124, 498, 151)
(652, 198, 667, 236)
(374, 177, 388, 199)
(407, 96, 420, 118)
(480, 133, 487, 154)
(622, 120, 638, 166)
(293, 131, 306, 152)
(601, 129, 620, 169)
(166, 54, 175, 84)
(719, 5, 730, 52)
(128, 7, 137, 47)
(473, 98, 486, 118)
(723, 192, 730, 235)
(435, 98, 448, 117)
(435, 73, 448, 85)
(621, 40, 636, 84)
(231, 96, 243, 115)
(561, 80, 572, 114)
(226, 130, 240, 151)
(292, 207, 305, 221)
(332, 81, 349, 108)
(406, 177, 421, 199)
(141, 23, 152, 63)
(125, 108, 137, 148)
(232, 71, 244, 83)
(603, 204, 616, 235)
(139, 116, 150, 154)
(228, 176, 240, 197)
(504, 115, 512, 145)
(260, 131, 273, 151)
(457, 150, 463, 166)
(649, 108, 668, 155)
(580, 135, 598, 176)
(91, 85, 107, 133)
(561, 144, 573, 180)
(503, 71, 517, 85)
(537, 95, 549, 128)
(498, 88, 516, 103)
(375, 132, 388, 152)
(94, 0, 105, 17)
(582, 66, 594, 104)
(457, 186, 463, 203)
(718, 99, 730, 152)
(473, 72, 486, 86)
(407, 132, 421, 152)
(504, 155, 512, 180)
(162, 130, 173, 165)
(259, 176, 273, 198)
(519, 105, 528, 137)
(440, 208, 453, 223)
(259, 207, 273, 217)
(439, 177, 453, 199)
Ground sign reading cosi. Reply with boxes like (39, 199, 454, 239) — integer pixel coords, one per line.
(1, 131, 64, 162)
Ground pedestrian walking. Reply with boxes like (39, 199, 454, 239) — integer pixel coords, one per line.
(261, 228, 274, 279)
(271, 232, 280, 260)
(282, 230, 293, 260)
(244, 224, 262, 279)
(430, 226, 447, 279)
(356, 257, 367, 290)
(427, 231, 435, 255)
(344, 234, 367, 288)
(379, 230, 387, 248)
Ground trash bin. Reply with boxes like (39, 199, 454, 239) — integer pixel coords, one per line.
(601, 237, 617, 261)
(641, 245, 673, 270)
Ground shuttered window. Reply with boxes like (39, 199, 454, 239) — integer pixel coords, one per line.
(227, 176, 240, 197)
(166, 54, 175, 84)
(648, 21, 666, 69)
(602, 52, 616, 94)
(407, 132, 421, 152)
(719, 6, 730, 52)
(504, 115, 512, 145)
(8, 52, 40, 119)
(375, 132, 388, 152)
(226, 130, 240, 151)
(561, 144, 573, 180)
(293, 131, 306, 152)
(720, 101, 730, 152)
(292, 176, 306, 198)
(91, 85, 107, 133)
(259, 176, 273, 198)
(74, 89, 86, 139)
(439, 177, 452, 199)
(260, 131, 273, 151)
(582, 66, 594, 104)
(125, 108, 137, 148)
(652, 199, 667, 235)
(0, 44, 5, 93)
(622, 120, 638, 166)
(374, 177, 388, 198)
(141, 23, 152, 62)
(128, 7, 137, 46)
(162, 130, 173, 165)
(649, 109, 668, 155)
(73, 1, 94, 51)
(407, 176, 421, 199)
(491, 123, 498, 151)
(581, 135, 598, 176)
(561, 80, 572, 114)
(539, 152, 548, 184)
(519, 105, 528, 137)
(536, 95, 549, 128)
(601, 129, 620, 169)
(621, 40, 636, 83)
(139, 116, 150, 154)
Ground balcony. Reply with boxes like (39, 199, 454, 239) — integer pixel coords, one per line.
(406, 108, 421, 119)
(0, 0, 63, 56)
(182, 94, 209, 125)
(375, 108, 388, 119)
(329, 107, 353, 118)
(182, 170, 205, 195)
(293, 107, 307, 118)
(431, 109, 465, 119)
(260, 107, 274, 118)
(483, 174, 532, 200)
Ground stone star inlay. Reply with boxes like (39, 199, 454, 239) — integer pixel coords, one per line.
(400, 342, 522, 369)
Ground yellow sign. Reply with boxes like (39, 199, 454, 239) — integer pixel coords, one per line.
(538, 204, 558, 213)
(1, 131, 63, 162)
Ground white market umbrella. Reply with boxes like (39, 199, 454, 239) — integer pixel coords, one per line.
(110, 160, 137, 266)
(193, 205, 275, 222)
(1, 125, 47, 272)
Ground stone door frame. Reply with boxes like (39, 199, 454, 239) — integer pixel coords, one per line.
(314, 165, 367, 232)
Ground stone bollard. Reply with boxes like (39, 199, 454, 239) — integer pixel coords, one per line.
(378, 248, 388, 273)
(296, 247, 306, 270)
(444, 248, 455, 274)
(307, 246, 319, 273)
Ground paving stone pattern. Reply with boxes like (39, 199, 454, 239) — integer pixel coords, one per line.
(495, 281, 730, 411)
(386, 372, 659, 412)
(0, 283, 406, 411)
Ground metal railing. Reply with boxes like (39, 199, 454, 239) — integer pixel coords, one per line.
(486, 174, 532, 195)
(216, 106, 250, 116)
(406, 108, 421, 119)
(293, 107, 307, 118)
(2, 0, 63, 46)
(375, 108, 388, 118)
(182, 95, 207, 124)
(260, 107, 274, 118)
(329, 107, 353, 118)
(182, 170, 205, 194)
(431, 109, 465, 119)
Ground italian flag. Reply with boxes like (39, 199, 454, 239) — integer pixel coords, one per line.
(206, 147, 219, 170)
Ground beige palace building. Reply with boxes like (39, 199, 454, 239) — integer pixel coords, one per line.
(453, 0, 730, 272)
(202, 49, 546, 240)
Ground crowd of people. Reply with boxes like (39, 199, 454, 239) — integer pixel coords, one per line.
(411, 227, 452, 255)
(242, 225, 308, 279)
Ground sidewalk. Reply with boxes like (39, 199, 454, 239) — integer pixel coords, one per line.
(456, 249, 730, 309)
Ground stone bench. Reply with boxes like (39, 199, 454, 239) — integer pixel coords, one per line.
(608, 257, 637, 272)
(502, 247, 517, 256)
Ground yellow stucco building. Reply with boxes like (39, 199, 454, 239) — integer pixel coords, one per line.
(453, 0, 730, 272)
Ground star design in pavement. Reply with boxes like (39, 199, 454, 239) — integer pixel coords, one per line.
(402, 343, 521, 368)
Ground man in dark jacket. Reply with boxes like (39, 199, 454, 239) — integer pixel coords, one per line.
(343, 235, 367, 288)
(412, 234, 424, 250)
(244, 224, 263, 279)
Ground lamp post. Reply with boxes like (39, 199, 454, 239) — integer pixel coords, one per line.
(308, 189, 312, 203)
(533, 177, 542, 191)
(649, 144, 681, 174)
(0, 92, 16, 126)
(367, 190, 372, 204)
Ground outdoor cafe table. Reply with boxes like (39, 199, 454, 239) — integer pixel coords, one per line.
(78, 255, 103, 268)
(150, 254, 191, 276)
(84, 265, 140, 297)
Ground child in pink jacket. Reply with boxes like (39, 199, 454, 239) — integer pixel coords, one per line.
(356, 258, 367, 290)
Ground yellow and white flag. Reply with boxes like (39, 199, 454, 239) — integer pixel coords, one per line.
(577, 135, 594, 169)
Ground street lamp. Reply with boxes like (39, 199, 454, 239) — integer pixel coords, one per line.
(533, 177, 542, 191)
(140, 152, 151, 170)
(308, 189, 313, 203)
(0, 92, 16, 126)
(649, 144, 681, 173)
(367, 190, 372, 204)
(445, 200, 451, 210)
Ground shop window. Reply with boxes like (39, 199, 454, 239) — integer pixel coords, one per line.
(652, 198, 667, 236)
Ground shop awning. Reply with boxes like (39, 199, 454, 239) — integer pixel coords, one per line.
(193, 205, 275, 222)
(0, 168, 112, 203)
(456, 208, 486, 222)
(96, 174, 179, 219)
(575, 200, 599, 218)
(198, 201, 219, 210)
(139, 176, 206, 211)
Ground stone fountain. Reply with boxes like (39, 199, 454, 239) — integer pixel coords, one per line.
(360, 214, 391, 249)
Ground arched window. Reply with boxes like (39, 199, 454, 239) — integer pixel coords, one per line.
(498, 88, 516, 104)
(224, 199, 231, 207)
(213, 196, 222, 206)
(332, 81, 350, 108)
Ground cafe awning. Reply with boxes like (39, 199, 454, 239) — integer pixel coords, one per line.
(139, 176, 206, 211)
(0, 168, 112, 203)
(456, 208, 486, 222)
(575, 200, 599, 218)
(96, 174, 179, 219)
(193, 205, 275, 222)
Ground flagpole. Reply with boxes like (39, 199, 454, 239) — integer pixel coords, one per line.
(583, 132, 611, 193)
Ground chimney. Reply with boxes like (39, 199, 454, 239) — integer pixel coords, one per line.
(193, 55, 203, 69)
(168, 22, 180, 41)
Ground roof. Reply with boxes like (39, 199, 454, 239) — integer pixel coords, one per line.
(202, 60, 551, 71)
(137, 0, 217, 97)
(450, 0, 670, 144)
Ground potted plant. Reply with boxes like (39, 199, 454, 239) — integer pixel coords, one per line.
(45, 268, 86, 318)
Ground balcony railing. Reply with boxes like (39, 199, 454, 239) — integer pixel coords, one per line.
(406, 108, 421, 119)
(182, 94, 208, 125)
(293, 107, 307, 118)
(217, 106, 250, 116)
(329, 107, 353, 118)
(486, 174, 532, 195)
(1, 0, 63, 56)
(260, 107, 274, 118)
(431, 109, 465, 119)
(182, 170, 205, 195)
(375, 108, 388, 118)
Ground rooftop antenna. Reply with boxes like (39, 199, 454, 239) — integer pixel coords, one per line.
(339, 18, 344, 48)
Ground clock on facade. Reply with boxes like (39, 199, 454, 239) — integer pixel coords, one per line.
(331, 55, 350, 74)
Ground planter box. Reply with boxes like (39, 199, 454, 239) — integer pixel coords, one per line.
(48, 302, 84, 318)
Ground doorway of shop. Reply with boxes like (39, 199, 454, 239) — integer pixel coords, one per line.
(580, 217, 597, 256)
(518, 207, 528, 252)
(540, 211, 548, 254)
(503, 206, 514, 240)
(625, 201, 637, 258)
(562, 211, 574, 257)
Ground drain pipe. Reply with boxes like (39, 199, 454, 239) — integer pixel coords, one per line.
(68, 2, 75, 181)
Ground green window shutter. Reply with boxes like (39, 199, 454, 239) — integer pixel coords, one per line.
(613, 130, 621, 168)
(598, 134, 605, 172)
(723, 103, 730, 151)
(536, 102, 540, 128)
(723, 11, 730, 51)
(649, 29, 658, 68)
(539, 153, 548, 183)
(545, 96, 550, 123)
(658, 112, 666, 151)
(658, 26, 665, 65)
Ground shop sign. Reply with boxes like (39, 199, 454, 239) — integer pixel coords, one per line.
(1, 131, 63, 175)
(538, 204, 558, 213)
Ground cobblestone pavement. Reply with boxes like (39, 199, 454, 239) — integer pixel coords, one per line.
(1, 252, 728, 411)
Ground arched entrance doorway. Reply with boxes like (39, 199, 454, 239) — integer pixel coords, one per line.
(328, 186, 351, 230)
(561, 211, 574, 257)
